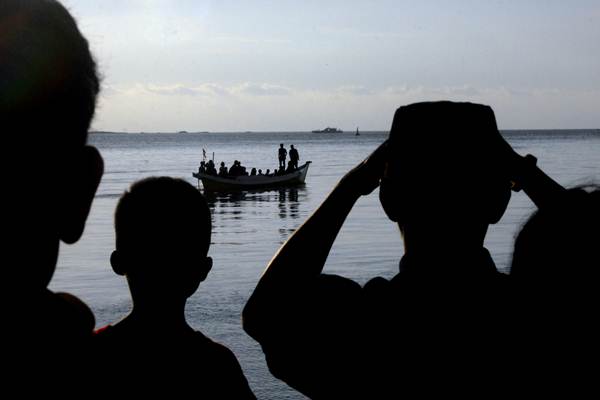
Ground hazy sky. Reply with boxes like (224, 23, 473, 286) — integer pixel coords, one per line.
(63, 0, 600, 131)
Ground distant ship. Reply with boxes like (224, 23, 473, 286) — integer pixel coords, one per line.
(312, 127, 343, 133)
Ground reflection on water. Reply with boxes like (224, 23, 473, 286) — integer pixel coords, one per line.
(205, 187, 305, 219)
(277, 188, 300, 219)
(203, 186, 308, 245)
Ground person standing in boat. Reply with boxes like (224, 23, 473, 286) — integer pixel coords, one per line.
(278, 144, 287, 169)
(289, 145, 299, 169)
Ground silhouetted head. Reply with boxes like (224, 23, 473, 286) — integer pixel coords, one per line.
(511, 187, 599, 288)
(1, 0, 103, 291)
(379, 102, 511, 246)
(111, 177, 213, 306)
(220, 162, 225, 167)
(280, 144, 284, 148)
(291, 145, 295, 149)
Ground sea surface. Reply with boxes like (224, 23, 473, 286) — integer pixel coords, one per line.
(51, 130, 599, 399)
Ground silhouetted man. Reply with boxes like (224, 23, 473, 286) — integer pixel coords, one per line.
(1, 0, 103, 378)
(289, 145, 299, 169)
(278, 144, 287, 169)
(243, 102, 523, 398)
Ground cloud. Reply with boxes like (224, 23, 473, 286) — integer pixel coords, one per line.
(233, 83, 293, 96)
(335, 85, 374, 96)
(95, 81, 600, 131)
(103, 82, 294, 98)
(145, 84, 205, 96)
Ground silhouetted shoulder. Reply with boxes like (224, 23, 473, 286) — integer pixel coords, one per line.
(189, 331, 256, 399)
(31, 290, 95, 343)
(259, 274, 364, 398)
(93, 325, 255, 398)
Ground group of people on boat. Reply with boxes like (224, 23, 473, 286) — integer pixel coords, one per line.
(198, 144, 301, 179)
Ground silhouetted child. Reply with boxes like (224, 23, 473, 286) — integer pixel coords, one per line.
(94, 177, 255, 398)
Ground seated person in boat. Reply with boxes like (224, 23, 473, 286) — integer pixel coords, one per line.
(94, 177, 255, 398)
(251, 168, 257, 176)
(228, 161, 239, 177)
(285, 160, 296, 174)
(205, 160, 217, 175)
(219, 162, 228, 177)
(265, 169, 271, 177)
(239, 162, 249, 176)
(258, 169, 263, 176)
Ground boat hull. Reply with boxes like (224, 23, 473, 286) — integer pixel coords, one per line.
(193, 161, 311, 192)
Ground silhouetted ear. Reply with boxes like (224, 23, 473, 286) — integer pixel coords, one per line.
(110, 250, 126, 276)
(59, 145, 104, 244)
(184, 257, 213, 298)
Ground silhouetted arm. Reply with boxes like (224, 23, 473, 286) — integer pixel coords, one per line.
(243, 142, 388, 339)
(511, 154, 566, 209)
(498, 134, 566, 209)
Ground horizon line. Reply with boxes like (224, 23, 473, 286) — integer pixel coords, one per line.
(90, 128, 600, 135)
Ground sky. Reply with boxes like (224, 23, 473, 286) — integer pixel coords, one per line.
(62, 0, 600, 132)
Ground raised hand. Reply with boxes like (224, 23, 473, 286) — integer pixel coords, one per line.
(339, 140, 389, 196)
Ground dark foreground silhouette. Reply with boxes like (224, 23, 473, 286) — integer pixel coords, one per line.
(93, 177, 255, 398)
(510, 186, 600, 393)
(1, 0, 103, 381)
(243, 101, 598, 397)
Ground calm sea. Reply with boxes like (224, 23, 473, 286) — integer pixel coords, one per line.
(51, 130, 599, 399)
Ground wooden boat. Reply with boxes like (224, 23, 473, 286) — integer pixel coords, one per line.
(193, 161, 311, 191)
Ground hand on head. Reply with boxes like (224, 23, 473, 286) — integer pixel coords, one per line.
(340, 140, 389, 196)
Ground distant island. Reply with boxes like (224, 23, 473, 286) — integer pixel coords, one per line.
(312, 127, 343, 133)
